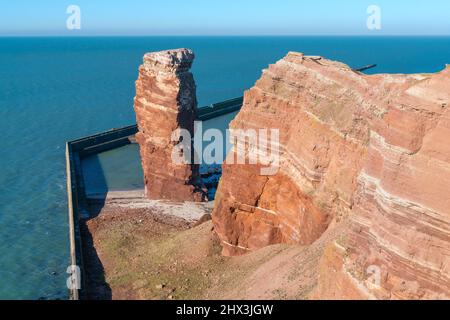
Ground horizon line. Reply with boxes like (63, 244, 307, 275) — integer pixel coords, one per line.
(1, 34, 450, 38)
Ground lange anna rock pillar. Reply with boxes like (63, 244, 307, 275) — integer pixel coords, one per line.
(134, 49, 206, 202)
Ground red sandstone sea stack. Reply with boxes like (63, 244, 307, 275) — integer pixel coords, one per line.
(134, 49, 206, 202)
(212, 52, 450, 299)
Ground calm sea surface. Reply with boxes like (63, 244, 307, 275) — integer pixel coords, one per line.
(0, 36, 449, 299)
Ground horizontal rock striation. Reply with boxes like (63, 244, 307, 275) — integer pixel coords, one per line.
(213, 52, 370, 256)
(134, 49, 206, 202)
(212, 51, 450, 299)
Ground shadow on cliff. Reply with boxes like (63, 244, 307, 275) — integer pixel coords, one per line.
(80, 155, 112, 300)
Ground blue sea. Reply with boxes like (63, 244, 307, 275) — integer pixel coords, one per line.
(0, 36, 449, 299)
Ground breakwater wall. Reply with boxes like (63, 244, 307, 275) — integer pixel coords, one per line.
(65, 97, 242, 300)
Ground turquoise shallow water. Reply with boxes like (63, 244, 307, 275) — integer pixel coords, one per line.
(0, 36, 449, 299)
(82, 144, 145, 197)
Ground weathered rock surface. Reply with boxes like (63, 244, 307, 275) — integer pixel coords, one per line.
(134, 49, 206, 202)
(212, 52, 450, 299)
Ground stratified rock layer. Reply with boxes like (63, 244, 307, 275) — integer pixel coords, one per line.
(134, 49, 205, 202)
(212, 52, 450, 299)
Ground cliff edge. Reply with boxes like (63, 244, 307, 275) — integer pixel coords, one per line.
(212, 52, 450, 299)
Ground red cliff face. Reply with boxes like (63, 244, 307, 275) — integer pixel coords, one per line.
(134, 49, 206, 202)
(212, 52, 450, 299)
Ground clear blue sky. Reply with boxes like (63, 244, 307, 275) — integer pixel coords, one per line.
(1, 0, 449, 36)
